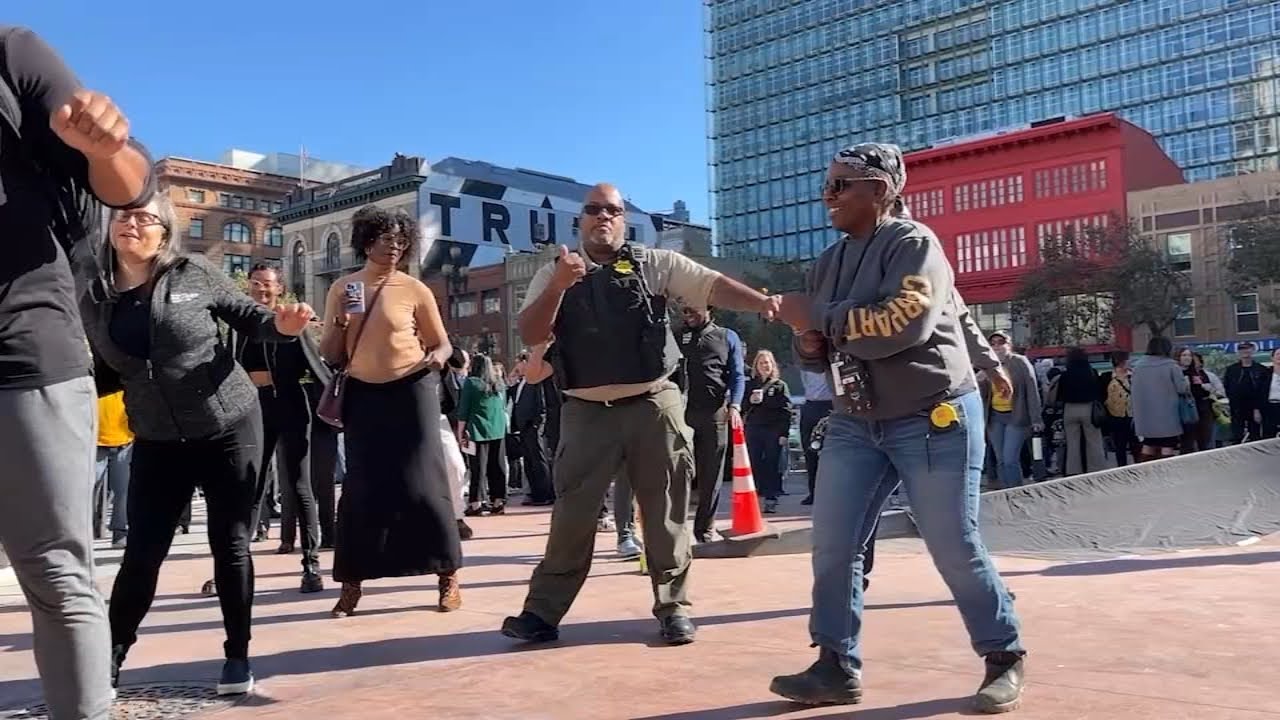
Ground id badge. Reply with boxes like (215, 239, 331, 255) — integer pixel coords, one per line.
(830, 351, 874, 413)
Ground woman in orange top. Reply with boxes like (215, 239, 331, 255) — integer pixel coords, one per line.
(319, 205, 460, 616)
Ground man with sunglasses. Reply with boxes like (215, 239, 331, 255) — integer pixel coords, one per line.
(502, 184, 780, 647)
(0, 26, 156, 720)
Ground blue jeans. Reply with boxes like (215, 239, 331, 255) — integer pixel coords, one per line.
(987, 414, 1028, 489)
(95, 443, 133, 540)
(809, 390, 1022, 672)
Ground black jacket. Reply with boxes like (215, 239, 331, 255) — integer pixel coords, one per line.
(509, 378, 552, 432)
(232, 326, 330, 391)
(1223, 362, 1269, 411)
(81, 255, 295, 441)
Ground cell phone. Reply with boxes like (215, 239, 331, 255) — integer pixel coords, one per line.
(343, 281, 366, 314)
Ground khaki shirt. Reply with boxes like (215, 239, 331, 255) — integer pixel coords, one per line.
(521, 247, 721, 403)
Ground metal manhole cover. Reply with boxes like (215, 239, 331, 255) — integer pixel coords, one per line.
(1, 682, 248, 719)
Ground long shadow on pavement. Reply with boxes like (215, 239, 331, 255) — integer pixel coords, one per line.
(628, 696, 972, 720)
(0, 597, 953, 656)
(1003, 550, 1280, 578)
(0, 607, 811, 703)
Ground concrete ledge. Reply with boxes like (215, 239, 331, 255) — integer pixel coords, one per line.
(692, 509, 920, 559)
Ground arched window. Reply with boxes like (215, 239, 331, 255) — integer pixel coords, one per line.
(223, 222, 251, 243)
(290, 241, 307, 302)
(324, 232, 341, 269)
(265, 226, 284, 247)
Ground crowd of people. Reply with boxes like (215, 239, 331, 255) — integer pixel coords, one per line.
(10, 25, 1280, 720)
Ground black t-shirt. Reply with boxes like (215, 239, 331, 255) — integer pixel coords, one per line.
(0, 27, 153, 389)
(108, 287, 151, 360)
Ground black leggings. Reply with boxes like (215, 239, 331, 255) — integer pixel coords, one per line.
(252, 386, 320, 572)
(110, 409, 262, 660)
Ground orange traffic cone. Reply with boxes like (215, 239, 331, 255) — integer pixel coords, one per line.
(728, 416, 766, 537)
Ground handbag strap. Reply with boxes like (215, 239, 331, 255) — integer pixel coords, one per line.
(343, 281, 387, 370)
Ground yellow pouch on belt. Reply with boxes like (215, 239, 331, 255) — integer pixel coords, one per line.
(929, 402, 959, 432)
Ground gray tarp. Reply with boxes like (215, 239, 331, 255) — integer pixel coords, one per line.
(979, 438, 1280, 557)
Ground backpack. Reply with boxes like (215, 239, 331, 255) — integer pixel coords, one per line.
(0, 74, 111, 302)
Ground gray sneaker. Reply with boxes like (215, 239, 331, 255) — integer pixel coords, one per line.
(617, 537, 642, 559)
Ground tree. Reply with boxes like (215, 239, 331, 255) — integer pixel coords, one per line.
(1223, 203, 1280, 334)
(1011, 220, 1190, 347)
(682, 255, 807, 374)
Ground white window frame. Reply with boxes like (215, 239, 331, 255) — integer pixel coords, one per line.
(1234, 292, 1260, 334)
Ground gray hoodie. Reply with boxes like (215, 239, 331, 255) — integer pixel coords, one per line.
(795, 218, 983, 420)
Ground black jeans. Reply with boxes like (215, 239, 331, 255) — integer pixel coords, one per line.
(468, 438, 508, 505)
(516, 423, 554, 503)
(746, 424, 785, 499)
(110, 409, 262, 660)
(1263, 402, 1280, 440)
(686, 406, 728, 539)
(1109, 417, 1138, 467)
(295, 381, 338, 546)
(800, 400, 833, 498)
(252, 387, 320, 573)
(1230, 406, 1262, 444)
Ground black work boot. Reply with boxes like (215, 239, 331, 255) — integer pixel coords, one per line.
(300, 554, 324, 593)
(500, 611, 559, 643)
(973, 651, 1025, 714)
(769, 648, 862, 706)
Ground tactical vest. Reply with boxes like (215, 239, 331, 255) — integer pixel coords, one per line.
(678, 322, 731, 412)
(549, 244, 680, 392)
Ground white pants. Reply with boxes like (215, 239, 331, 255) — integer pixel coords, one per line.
(439, 415, 466, 519)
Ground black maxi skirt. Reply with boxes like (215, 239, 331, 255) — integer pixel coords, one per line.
(334, 367, 462, 582)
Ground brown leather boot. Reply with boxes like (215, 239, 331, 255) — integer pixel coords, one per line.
(438, 572, 462, 612)
(331, 582, 362, 618)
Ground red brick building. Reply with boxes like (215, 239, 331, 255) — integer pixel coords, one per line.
(424, 260, 511, 366)
(902, 113, 1185, 355)
(156, 157, 298, 276)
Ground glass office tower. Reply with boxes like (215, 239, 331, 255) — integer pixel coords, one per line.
(705, 0, 1280, 259)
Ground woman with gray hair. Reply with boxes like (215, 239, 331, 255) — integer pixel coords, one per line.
(80, 192, 315, 697)
(774, 143, 1025, 713)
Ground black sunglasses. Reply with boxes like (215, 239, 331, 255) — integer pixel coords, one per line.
(583, 202, 625, 218)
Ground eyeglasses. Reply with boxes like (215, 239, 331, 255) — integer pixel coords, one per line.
(248, 279, 278, 289)
(374, 234, 410, 249)
(112, 211, 164, 228)
(583, 203, 626, 219)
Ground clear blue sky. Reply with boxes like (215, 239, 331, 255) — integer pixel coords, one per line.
(10, 1, 711, 221)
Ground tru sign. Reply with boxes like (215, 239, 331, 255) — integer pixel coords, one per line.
(426, 192, 638, 253)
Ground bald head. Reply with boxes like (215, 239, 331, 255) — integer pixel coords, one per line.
(580, 183, 627, 257)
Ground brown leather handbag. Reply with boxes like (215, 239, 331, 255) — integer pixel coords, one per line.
(316, 284, 384, 429)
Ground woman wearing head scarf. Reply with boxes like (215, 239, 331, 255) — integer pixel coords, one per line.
(774, 144, 1025, 713)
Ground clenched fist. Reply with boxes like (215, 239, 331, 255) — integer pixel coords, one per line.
(51, 90, 130, 160)
(273, 303, 316, 336)
(550, 245, 587, 291)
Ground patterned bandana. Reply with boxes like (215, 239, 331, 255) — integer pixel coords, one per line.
(833, 143, 907, 198)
